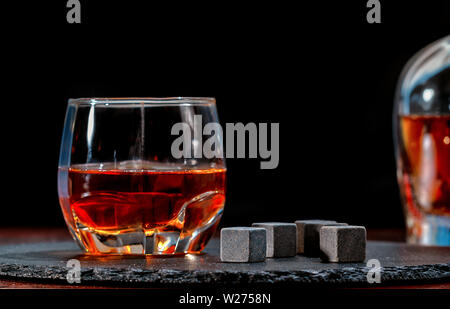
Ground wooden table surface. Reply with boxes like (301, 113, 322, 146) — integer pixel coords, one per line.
(0, 227, 448, 289)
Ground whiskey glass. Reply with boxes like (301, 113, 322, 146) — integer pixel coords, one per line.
(58, 98, 226, 255)
(394, 36, 449, 245)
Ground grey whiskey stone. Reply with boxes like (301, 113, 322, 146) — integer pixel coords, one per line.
(320, 226, 366, 263)
(295, 220, 347, 256)
(252, 222, 297, 257)
(220, 227, 266, 263)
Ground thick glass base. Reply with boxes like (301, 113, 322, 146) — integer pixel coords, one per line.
(71, 215, 222, 255)
(65, 191, 225, 255)
(406, 214, 450, 246)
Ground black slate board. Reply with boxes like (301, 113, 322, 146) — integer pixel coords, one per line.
(0, 239, 449, 286)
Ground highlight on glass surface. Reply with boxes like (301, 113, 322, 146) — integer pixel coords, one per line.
(58, 98, 226, 255)
(394, 36, 450, 245)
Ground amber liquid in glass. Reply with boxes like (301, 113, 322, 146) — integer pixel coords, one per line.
(63, 162, 226, 254)
(399, 115, 450, 223)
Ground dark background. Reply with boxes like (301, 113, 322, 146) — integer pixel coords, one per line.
(1, 1, 449, 229)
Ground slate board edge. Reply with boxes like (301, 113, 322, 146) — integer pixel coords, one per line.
(0, 262, 449, 287)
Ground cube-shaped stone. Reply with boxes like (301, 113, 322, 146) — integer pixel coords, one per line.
(320, 226, 366, 263)
(252, 222, 297, 257)
(295, 220, 347, 256)
(220, 227, 266, 262)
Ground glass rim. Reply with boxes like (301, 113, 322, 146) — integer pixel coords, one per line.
(68, 97, 216, 106)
